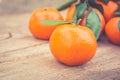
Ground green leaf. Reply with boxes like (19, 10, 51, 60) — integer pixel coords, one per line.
(41, 20, 70, 26)
(71, 3, 87, 24)
(118, 20, 120, 32)
(115, 12, 120, 15)
(88, 0, 104, 14)
(81, 0, 88, 3)
(86, 10, 101, 40)
(72, 9, 78, 24)
(100, 0, 109, 4)
(80, 0, 85, 3)
(56, 0, 77, 11)
(115, 7, 120, 15)
(76, 3, 88, 19)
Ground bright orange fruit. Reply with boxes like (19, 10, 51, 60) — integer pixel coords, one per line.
(49, 24, 97, 66)
(97, 1, 118, 22)
(105, 17, 120, 45)
(29, 8, 64, 39)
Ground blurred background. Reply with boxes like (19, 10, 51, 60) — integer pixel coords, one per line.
(0, 0, 67, 15)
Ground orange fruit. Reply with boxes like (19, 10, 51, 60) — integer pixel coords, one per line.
(49, 24, 97, 66)
(97, 1, 118, 22)
(65, 4, 76, 22)
(29, 8, 64, 39)
(105, 17, 120, 45)
(80, 8, 105, 35)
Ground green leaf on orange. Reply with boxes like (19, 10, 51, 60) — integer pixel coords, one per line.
(71, 3, 87, 24)
(56, 0, 77, 11)
(86, 10, 101, 40)
(80, 0, 85, 3)
(88, 0, 104, 14)
(81, 0, 88, 3)
(115, 7, 120, 15)
(76, 3, 88, 19)
(99, 0, 109, 4)
(72, 9, 78, 24)
(118, 20, 120, 32)
(41, 20, 70, 26)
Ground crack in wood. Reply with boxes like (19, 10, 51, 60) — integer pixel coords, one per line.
(0, 32, 12, 41)
(8, 32, 12, 38)
(0, 41, 48, 55)
(0, 42, 49, 64)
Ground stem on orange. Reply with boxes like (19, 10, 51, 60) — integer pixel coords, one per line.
(56, 0, 78, 11)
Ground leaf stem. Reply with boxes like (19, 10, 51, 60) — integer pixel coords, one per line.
(56, 0, 78, 11)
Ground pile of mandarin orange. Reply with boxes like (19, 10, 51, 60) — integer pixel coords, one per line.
(29, 0, 120, 66)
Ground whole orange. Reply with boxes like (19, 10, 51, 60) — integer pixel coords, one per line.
(97, 1, 118, 22)
(29, 8, 64, 39)
(105, 17, 120, 45)
(49, 24, 97, 66)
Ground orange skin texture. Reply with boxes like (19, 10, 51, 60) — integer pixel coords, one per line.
(80, 8, 105, 35)
(105, 17, 120, 45)
(29, 8, 64, 39)
(66, 4, 76, 22)
(49, 24, 97, 66)
(97, 1, 118, 22)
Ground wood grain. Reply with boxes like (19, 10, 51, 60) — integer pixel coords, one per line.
(0, 13, 120, 80)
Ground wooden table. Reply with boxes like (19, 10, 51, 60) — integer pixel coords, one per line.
(0, 13, 120, 80)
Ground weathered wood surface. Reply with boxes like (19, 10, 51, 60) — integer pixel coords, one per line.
(0, 12, 120, 80)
